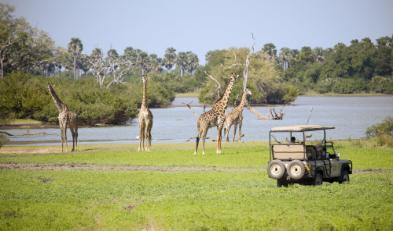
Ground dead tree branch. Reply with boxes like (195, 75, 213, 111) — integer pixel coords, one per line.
(247, 106, 270, 120)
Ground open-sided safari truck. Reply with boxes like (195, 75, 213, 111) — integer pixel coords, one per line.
(267, 125, 352, 187)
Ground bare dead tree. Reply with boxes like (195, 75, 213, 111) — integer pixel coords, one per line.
(204, 70, 222, 100)
(247, 105, 270, 120)
(243, 33, 256, 91)
(106, 57, 133, 89)
(88, 52, 107, 88)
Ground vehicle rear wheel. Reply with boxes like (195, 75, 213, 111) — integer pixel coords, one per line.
(339, 169, 350, 184)
(287, 160, 305, 180)
(268, 160, 286, 179)
(277, 178, 288, 187)
(313, 172, 323, 186)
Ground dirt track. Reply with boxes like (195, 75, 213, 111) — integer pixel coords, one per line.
(0, 163, 259, 172)
(0, 163, 390, 174)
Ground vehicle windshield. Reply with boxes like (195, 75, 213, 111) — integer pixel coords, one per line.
(270, 130, 327, 144)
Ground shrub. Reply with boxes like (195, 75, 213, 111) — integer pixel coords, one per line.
(0, 72, 175, 125)
(366, 117, 393, 147)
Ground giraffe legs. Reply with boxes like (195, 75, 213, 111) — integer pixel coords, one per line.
(238, 120, 243, 142)
(195, 125, 208, 155)
(138, 122, 145, 151)
(70, 127, 78, 152)
(232, 123, 237, 142)
(225, 124, 232, 142)
(60, 127, 66, 152)
(217, 125, 223, 154)
(145, 121, 152, 151)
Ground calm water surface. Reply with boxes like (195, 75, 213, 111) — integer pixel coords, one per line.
(4, 96, 393, 146)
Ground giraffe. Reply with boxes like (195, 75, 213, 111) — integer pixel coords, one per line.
(223, 88, 252, 142)
(195, 74, 238, 155)
(138, 75, 153, 151)
(47, 84, 78, 152)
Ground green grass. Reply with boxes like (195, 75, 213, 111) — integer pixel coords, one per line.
(1, 140, 393, 230)
(1, 140, 392, 169)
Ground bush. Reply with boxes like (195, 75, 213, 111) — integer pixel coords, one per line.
(316, 78, 368, 94)
(366, 117, 393, 137)
(0, 72, 175, 125)
(369, 76, 393, 94)
(366, 117, 393, 147)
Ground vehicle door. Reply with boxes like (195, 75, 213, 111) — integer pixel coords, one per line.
(326, 145, 340, 177)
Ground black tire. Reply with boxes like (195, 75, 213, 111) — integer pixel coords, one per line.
(277, 178, 288, 187)
(339, 169, 350, 184)
(268, 160, 286, 179)
(287, 160, 305, 180)
(313, 171, 323, 186)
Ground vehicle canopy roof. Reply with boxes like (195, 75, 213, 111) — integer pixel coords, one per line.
(270, 124, 335, 132)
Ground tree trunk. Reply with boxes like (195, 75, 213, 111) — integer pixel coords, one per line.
(73, 56, 77, 80)
(0, 57, 4, 79)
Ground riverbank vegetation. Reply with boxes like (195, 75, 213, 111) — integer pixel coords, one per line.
(0, 140, 392, 230)
(367, 117, 393, 147)
(0, 72, 174, 125)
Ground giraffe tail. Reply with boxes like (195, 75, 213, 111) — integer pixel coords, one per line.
(195, 120, 201, 153)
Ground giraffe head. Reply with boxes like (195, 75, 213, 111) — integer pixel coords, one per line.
(245, 88, 252, 96)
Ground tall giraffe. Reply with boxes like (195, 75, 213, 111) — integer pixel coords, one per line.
(223, 88, 252, 142)
(195, 74, 238, 155)
(138, 75, 153, 151)
(47, 84, 78, 152)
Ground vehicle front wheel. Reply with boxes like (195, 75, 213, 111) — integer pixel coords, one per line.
(339, 169, 350, 184)
(313, 172, 323, 186)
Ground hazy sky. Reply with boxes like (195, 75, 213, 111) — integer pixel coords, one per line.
(2, 0, 393, 63)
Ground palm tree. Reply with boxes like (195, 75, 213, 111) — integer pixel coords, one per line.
(176, 52, 188, 77)
(67, 37, 83, 80)
(163, 47, 176, 71)
(185, 51, 199, 74)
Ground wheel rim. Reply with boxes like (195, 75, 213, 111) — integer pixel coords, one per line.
(269, 164, 283, 178)
(289, 165, 302, 178)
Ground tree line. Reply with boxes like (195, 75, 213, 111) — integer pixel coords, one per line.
(262, 36, 393, 94)
(0, 4, 200, 87)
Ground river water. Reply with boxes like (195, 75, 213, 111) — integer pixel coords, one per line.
(3, 96, 393, 146)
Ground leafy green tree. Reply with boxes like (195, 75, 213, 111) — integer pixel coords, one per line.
(262, 43, 277, 61)
(200, 48, 298, 104)
(374, 36, 392, 76)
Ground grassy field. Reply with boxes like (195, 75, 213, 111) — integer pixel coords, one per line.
(1, 140, 393, 230)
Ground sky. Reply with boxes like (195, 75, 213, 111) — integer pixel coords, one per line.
(2, 0, 393, 63)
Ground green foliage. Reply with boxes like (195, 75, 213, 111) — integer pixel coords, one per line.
(199, 48, 298, 105)
(278, 35, 393, 94)
(367, 117, 393, 137)
(0, 72, 174, 125)
(366, 117, 393, 147)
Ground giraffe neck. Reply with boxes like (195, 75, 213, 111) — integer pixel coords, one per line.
(213, 75, 236, 111)
(48, 84, 67, 112)
(141, 76, 147, 108)
(237, 91, 248, 110)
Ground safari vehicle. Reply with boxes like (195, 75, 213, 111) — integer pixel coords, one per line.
(267, 125, 352, 187)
